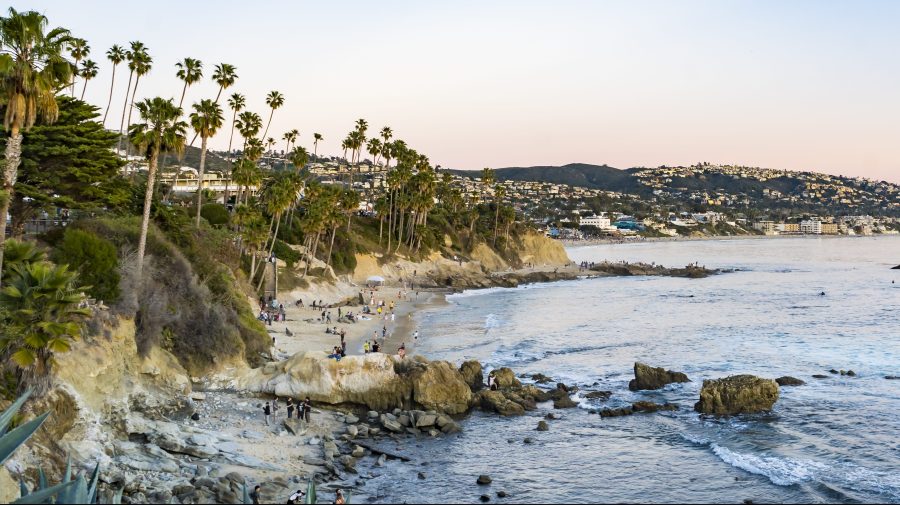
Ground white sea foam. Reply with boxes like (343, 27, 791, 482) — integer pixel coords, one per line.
(711, 444, 825, 486)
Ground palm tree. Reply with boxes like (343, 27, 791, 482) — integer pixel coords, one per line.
(313, 132, 323, 160)
(231, 158, 260, 207)
(102, 44, 125, 125)
(367, 138, 383, 166)
(190, 99, 224, 228)
(255, 173, 296, 291)
(226, 93, 246, 155)
(127, 97, 187, 280)
(380, 126, 393, 168)
(493, 184, 506, 246)
(282, 129, 298, 155)
(124, 45, 152, 154)
(211, 63, 237, 103)
(67, 37, 89, 96)
(117, 41, 145, 153)
(175, 57, 203, 108)
(266, 137, 276, 155)
(78, 59, 98, 100)
(480, 167, 495, 203)
(0, 240, 89, 394)
(261, 90, 284, 140)
(290, 145, 309, 171)
(0, 7, 73, 285)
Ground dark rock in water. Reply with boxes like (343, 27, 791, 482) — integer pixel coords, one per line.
(459, 361, 485, 391)
(629, 362, 690, 391)
(531, 373, 553, 384)
(840, 370, 847, 376)
(523, 437, 534, 444)
(829, 369, 840, 374)
(497, 490, 508, 498)
(584, 391, 613, 400)
(695, 375, 779, 415)
(536, 421, 549, 431)
(480, 495, 491, 502)
(812, 374, 829, 379)
(553, 395, 578, 409)
(632, 401, 678, 413)
(418, 472, 427, 480)
(556, 383, 571, 393)
(776, 376, 806, 387)
(886, 376, 899, 380)
(478, 390, 526, 416)
(600, 407, 633, 418)
(846, 370, 856, 377)
(545, 412, 561, 420)
(477, 475, 492, 485)
(190, 413, 201, 421)
(892, 265, 900, 270)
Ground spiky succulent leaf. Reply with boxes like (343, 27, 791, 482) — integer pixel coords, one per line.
(0, 390, 33, 436)
(0, 412, 50, 465)
(13, 480, 76, 504)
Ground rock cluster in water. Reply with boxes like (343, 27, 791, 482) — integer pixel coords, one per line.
(628, 362, 691, 391)
(694, 375, 780, 415)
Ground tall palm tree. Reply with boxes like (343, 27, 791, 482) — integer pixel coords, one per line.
(289, 146, 309, 171)
(102, 44, 125, 125)
(127, 98, 187, 280)
(190, 99, 224, 228)
(0, 7, 72, 285)
(211, 62, 237, 103)
(175, 57, 203, 108)
(117, 41, 145, 153)
(282, 129, 298, 154)
(480, 167, 495, 203)
(255, 173, 295, 292)
(313, 132, 323, 160)
(380, 126, 393, 168)
(261, 90, 284, 141)
(124, 44, 152, 154)
(367, 138, 383, 166)
(67, 37, 88, 97)
(493, 184, 506, 246)
(78, 59, 98, 100)
(223, 93, 245, 204)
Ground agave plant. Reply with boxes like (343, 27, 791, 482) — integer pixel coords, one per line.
(15, 455, 101, 504)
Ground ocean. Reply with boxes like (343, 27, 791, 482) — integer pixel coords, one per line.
(358, 236, 900, 504)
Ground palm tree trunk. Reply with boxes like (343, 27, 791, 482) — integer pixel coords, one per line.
(137, 147, 160, 282)
(257, 213, 282, 293)
(379, 216, 384, 245)
(178, 82, 188, 109)
(195, 135, 208, 228)
(326, 227, 337, 267)
(250, 250, 257, 281)
(102, 64, 118, 126)
(494, 204, 500, 246)
(126, 74, 143, 156)
(80, 79, 89, 100)
(262, 109, 274, 142)
(0, 130, 24, 287)
(118, 71, 135, 153)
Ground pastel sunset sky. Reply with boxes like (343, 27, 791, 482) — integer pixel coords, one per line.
(28, 0, 900, 182)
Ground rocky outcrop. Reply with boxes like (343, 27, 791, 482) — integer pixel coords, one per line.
(892, 265, 900, 270)
(591, 262, 717, 278)
(491, 368, 521, 389)
(237, 352, 472, 415)
(694, 375, 779, 415)
(631, 401, 678, 413)
(477, 390, 525, 416)
(628, 362, 690, 391)
(459, 361, 484, 391)
(775, 376, 805, 386)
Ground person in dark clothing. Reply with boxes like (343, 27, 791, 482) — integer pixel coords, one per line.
(287, 398, 294, 419)
(250, 485, 261, 504)
(263, 402, 271, 425)
(302, 397, 312, 422)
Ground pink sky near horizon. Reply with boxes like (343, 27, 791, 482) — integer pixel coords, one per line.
(26, 0, 900, 183)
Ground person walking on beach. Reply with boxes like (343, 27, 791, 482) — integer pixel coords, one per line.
(364, 340, 370, 354)
(250, 485, 261, 504)
(263, 402, 271, 425)
(334, 489, 345, 505)
(287, 398, 294, 419)
(414, 330, 419, 341)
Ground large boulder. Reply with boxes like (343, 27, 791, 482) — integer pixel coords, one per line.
(459, 361, 484, 391)
(628, 362, 690, 391)
(694, 375, 779, 415)
(491, 368, 521, 389)
(411, 361, 473, 415)
(775, 376, 805, 387)
(238, 352, 472, 415)
(477, 390, 525, 416)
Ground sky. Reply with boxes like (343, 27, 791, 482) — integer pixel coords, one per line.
(24, 0, 900, 182)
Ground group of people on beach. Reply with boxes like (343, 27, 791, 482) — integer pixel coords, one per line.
(258, 296, 287, 326)
(262, 396, 311, 426)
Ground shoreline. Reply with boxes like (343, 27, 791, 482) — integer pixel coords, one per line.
(561, 233, 897, 248)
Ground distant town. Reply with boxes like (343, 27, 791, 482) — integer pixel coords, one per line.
(124, 150, 900, 242)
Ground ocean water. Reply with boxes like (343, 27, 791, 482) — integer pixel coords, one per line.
(359, 237, 900, 504)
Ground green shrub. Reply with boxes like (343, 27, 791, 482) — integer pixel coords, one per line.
(200, 203, 230, 227)
(272, 240, 301, 267)
(51, 228, 120, 303)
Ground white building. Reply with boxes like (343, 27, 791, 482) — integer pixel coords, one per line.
(580, 214, 610, 228)
(800, 219, 822, 234)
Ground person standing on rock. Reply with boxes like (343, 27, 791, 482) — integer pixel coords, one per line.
(287, 398, 294, 419)
(334, 489, 345, 505)
(263, 402, 271, 425)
